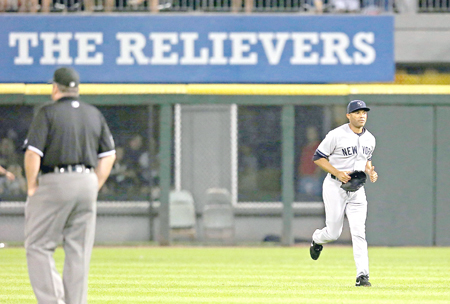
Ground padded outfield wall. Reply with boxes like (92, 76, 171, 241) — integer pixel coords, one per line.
(0, 84, 450, 246)
(1, 14, 446, 246)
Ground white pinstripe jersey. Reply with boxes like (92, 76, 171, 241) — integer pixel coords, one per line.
(315, 124, 376, 172)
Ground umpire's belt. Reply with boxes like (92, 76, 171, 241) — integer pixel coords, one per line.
(41, 164, 93, 175)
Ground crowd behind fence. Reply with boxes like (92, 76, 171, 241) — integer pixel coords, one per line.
(1, 0, 449, 13)
(0, 103, 332, 204)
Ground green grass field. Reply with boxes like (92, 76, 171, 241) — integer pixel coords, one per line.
(1, 245, 449, 303)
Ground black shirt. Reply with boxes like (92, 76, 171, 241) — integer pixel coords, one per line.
(24, 96, 115, 169)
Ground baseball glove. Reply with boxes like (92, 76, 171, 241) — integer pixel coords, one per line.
(340, 171, 367, 192)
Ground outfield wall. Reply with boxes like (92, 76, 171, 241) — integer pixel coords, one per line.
(1, 84, 450, 246)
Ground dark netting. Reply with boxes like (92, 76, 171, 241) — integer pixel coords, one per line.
(0, 104, 161, 203)
(0, 101, 332, 244)
(237, 105, 334, 203)
(97, 105, 160, 202)
(294, 105, 326, 202)
(0, 102, 333, 207)
(238, 106, 281, 202)
(0, 105, 34, 202)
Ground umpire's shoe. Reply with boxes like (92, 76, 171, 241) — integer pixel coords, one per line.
(309, 241, 323, 260)
(355, 275, 371, 287)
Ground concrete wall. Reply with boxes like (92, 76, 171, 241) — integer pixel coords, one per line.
(0, 202, 349, 244)
(395, 15, 450, 63)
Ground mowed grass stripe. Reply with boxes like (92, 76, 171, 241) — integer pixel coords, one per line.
(1, 246, 449, 304)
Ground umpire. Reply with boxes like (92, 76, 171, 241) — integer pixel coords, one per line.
(23, 67, 116, 304)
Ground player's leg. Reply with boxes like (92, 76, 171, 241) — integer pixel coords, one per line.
(347, 0, 360, 12)
(346, 188, 369, 279)
(25, 174, 76, 304)
(312, 176, 347, 244)
(62, 173, 98, 304)
(331, 0, 346, 12)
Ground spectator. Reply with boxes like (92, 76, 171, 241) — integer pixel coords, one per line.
(124, 134, 145, 163)
(332, 0, 360, 12)
(0, 0, 14, 11)
(105, 146, 140, 196)
(308, 0, 325, 13)
(239, 145, 258, 192)
(19, 0, 38, 12)
(41, 0, 85, 12)
(40, 0, 51, 12)
(123, 134, 146, 182)
(0, 138, 19, 168)
(0, 163, 26, 197)
(6, 128, 18, 144)
(298, 126, 323, 197)
(104, 0, 115, 11)
(138, 137, 159, 194)
(314, 0, 324, 13)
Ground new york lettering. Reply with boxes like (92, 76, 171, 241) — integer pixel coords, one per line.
(342, 146, 372, 156)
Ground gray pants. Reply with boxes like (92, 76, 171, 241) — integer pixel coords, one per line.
(25, 172, 98, 304)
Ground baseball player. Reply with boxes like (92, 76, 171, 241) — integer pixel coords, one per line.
(309, 100, 378, 287)
(23, 67, 116, 303)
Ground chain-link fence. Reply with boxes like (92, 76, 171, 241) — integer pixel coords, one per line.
(96, 105, 159, 202)
(418, 0, 450, 12)
(0, 100, 331, 244)
(237, 105, 333, 203)
(0, 104, 158, 201)
(0, 105, 34, 202)
(0, 103, 335, 203)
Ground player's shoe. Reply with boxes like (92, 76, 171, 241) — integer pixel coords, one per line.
(309, 241, 323, 260)
(355, 275, 371, 287)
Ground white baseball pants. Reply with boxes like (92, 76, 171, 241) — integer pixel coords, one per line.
(312, 175, 369, 277)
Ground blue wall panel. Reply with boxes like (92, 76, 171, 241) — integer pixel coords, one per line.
(1, 15, 394, 83)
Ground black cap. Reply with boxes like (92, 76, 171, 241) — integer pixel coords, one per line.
(53, 67, 79, 88)
(347, 100, 370, 114)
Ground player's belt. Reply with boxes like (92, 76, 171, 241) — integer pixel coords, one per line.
(330, 174, 338, 181)
(41, 164, 93, 175)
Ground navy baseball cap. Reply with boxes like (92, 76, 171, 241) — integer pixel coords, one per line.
(347, 100, 370, 114)
(52, 67, 79, 88)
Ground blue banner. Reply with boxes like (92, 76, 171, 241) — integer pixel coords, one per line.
(1, 15, 394, 84)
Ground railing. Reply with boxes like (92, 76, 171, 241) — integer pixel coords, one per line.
(418, 0, 450, 12)
(1, 0, 420, 13)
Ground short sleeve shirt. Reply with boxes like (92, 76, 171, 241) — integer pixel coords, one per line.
(315, 124, 376, 172)
(24, 96, 115, 169)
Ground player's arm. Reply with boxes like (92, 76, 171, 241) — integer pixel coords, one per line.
(365, 161, 378, 183)
(314, 157, 351, 183)
(313, 132, 351, 183)
(24, 149, 41, 196)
